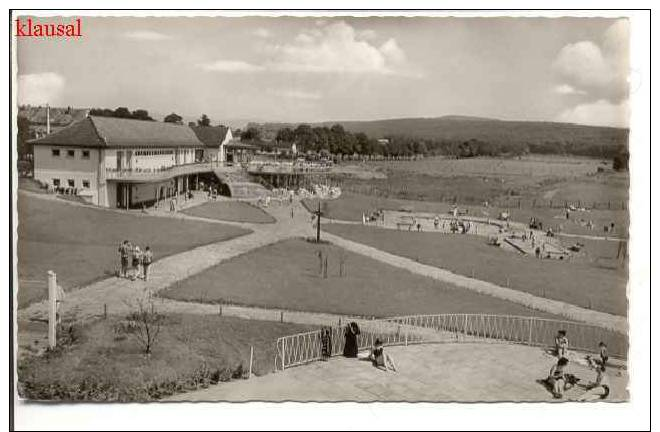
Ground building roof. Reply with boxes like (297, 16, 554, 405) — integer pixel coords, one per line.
(30, 116, 204, 148)
(189, 125, 230, 148)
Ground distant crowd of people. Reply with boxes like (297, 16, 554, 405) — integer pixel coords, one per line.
(117, 240, 153, 281)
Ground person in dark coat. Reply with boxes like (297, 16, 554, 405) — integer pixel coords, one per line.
(343, 322, 360, 358)
(321, 328, 332, 361)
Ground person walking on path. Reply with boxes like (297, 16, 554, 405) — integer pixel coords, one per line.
(118, 240, 131, 278)
(142, 246, 153, 282)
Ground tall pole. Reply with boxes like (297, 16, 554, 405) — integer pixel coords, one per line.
(47, 270, 57, 349)
(316, 201, 321, 243)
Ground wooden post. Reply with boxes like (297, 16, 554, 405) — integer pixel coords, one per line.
(280, 311, 283, 323)
(47, 271, 57, 349)
(218, 304, 222, 316)
(248, 346, 254, 379)
(316, 201, 322, 243)
(323, 257, 328, 279)
(528, 318, 534, 345)
(103, 303, 107, 320)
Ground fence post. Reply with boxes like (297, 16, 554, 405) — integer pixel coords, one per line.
(103, 303, 107, 320)
(248, 345, 254, 379)
(47, 270, 57, 349)
(281, 339, 286, 371)
(528, 318, 534, 345)
(280, 311, 283, 323)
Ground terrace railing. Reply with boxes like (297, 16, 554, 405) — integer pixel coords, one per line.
(274, 314, 627, 371)
(105, 161, 239, 181)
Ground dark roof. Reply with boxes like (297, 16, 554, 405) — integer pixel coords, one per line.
(189, 125, 230, 148)
(30, 116, 204, 148)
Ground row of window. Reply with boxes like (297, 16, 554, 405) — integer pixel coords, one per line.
(134, 150, 175, 156)
(52, 149, 90, 159)
(52, 178, 90, 188)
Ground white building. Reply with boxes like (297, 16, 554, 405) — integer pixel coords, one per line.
(31, 116, 234, 208)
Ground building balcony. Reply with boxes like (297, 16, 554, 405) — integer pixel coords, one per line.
(105, 161, 239, 182)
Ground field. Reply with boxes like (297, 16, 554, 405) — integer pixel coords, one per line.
(17, 193, 251, 308)
(160, 238, 561, 319)
(323, 224, 627, 316)
(369, 155, 607, 178)
(17, 314, 316, 401)
(181, 200, 276, 224)
(331, 155, 629, 210)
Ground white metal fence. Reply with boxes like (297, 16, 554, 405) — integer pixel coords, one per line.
(275, 314, 627, 370)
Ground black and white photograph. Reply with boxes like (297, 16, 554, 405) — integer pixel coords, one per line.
(8, 6, 652, 431)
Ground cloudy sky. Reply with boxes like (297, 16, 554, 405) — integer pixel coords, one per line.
(16, 16, 630, 127)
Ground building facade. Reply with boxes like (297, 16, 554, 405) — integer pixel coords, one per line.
(31, 116, 233, 208)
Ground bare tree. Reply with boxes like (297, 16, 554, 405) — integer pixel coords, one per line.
(125, 295, 163, 356)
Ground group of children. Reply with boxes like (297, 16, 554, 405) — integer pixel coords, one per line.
(117, 240, 154, 281)
(546, 330, 611, 401)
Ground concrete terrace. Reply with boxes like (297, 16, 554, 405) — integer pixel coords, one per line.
(168, 343, 629, 402)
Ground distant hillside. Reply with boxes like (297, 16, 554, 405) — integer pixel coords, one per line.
(257, 116, 629, 152)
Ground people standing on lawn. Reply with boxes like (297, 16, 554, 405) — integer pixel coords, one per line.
(142, 246, 153, 281)
(131, 245, 142, 281)
(434, 216, 440, 229)
(118, 240, 131, 278)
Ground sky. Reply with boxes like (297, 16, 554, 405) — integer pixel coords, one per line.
(16, 16, 630, 128)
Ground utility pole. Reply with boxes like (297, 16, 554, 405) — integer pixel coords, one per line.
(315, 201, 322, 243)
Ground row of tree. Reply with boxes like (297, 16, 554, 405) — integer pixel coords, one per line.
(89, 107, 155, 121)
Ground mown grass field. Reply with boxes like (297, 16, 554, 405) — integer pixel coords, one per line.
(17, 193, 251, 308)
(160, 238, 562, 319)
(18, 315, 316, 401)
(368, 155, 607, 178)
(182, 200, 276, 224)
(323, 224, 627, 316)
(332, 156, 628, 213)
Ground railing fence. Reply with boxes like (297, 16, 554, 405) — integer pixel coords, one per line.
(275, 314, 627, 371)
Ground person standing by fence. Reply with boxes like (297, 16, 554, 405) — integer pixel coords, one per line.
(343, 322, 360, 358)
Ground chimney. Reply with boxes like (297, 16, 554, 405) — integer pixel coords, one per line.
(46, 104, 51, 135)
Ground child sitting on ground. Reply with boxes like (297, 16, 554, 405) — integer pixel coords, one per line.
(577, 364, 611, 401)
(368, 339, 397, 372)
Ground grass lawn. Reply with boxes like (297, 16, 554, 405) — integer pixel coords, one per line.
(181, 200, 275, 224)
(160, 238, 562, 319)
(17, 193, 251, 308)
(18, 314, 316, 401)
(324, 224, 628, 316)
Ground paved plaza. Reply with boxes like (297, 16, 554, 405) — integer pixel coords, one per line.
(167, 342, 628, 402)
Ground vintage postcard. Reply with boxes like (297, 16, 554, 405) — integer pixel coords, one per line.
(11, 9, 644, 420)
